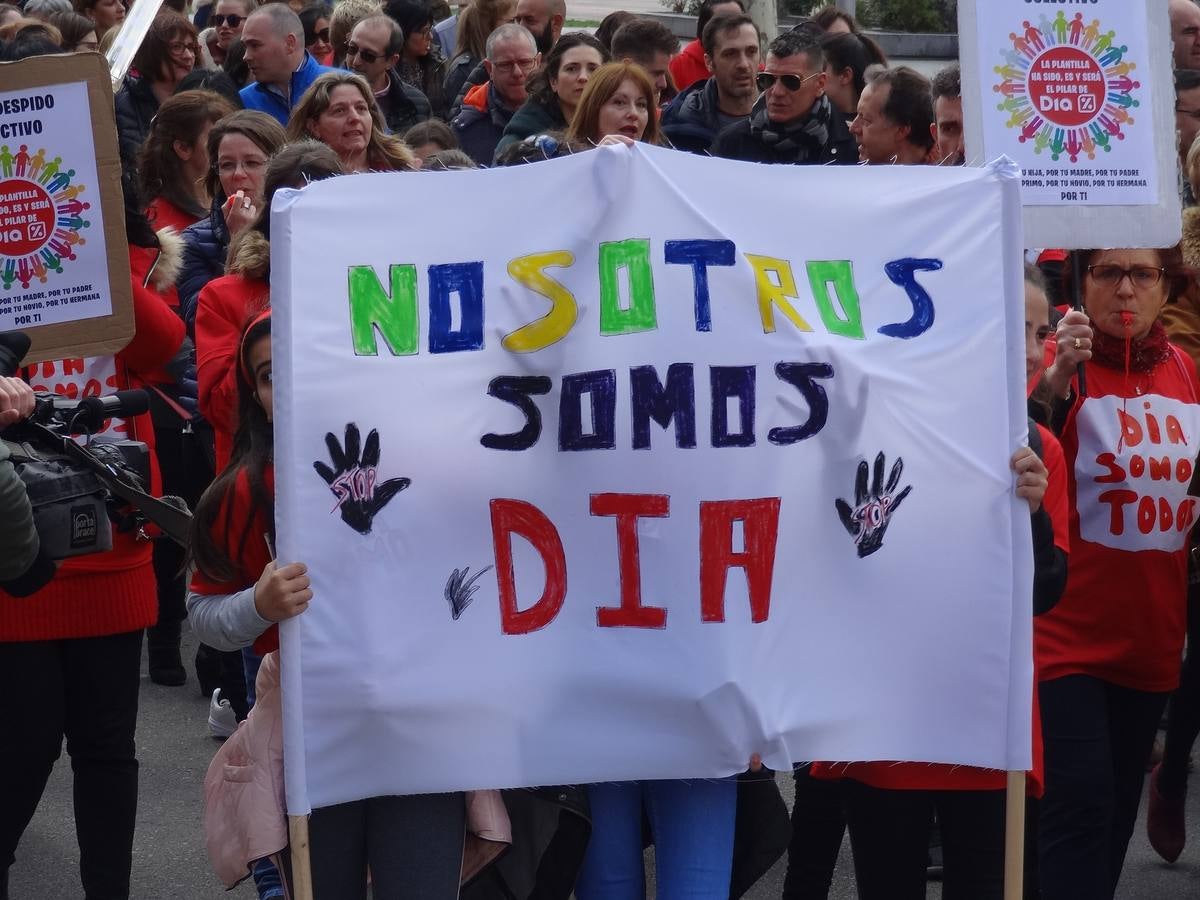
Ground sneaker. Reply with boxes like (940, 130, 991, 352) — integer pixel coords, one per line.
(208, 688, 237, 740)
(1147, 762, 1187, 863)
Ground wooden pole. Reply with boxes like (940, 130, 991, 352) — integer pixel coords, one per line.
(289, 815, 314, 900)
(1003, 771, 1026, 900)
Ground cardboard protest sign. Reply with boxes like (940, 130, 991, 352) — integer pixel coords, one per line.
(271, 146, 1032, 813)
(0, 53, 132, 366)
(959, 0, 1180, 248)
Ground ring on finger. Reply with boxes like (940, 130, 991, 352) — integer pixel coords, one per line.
(1073, 337, 1082, 350)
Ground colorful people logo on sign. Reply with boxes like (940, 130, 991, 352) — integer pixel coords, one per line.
(993, 12, 1141, 163)
(0, 144, 89, 290)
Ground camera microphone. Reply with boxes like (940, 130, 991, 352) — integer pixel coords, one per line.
(0, 331, 32, 378)
(70, 390, 150, 433)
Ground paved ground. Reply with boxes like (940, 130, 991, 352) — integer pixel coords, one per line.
(7, 623, 1200, 899)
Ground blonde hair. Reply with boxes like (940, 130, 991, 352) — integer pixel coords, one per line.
(328, 0, 381, 65)
(286, 71, 417, 171)
(453, 0, 515, 60)
(565, 61, 662, 146)
(1187, 131, 1200, 201)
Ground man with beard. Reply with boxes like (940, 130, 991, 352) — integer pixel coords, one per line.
(711, 29, 856, 165)
(662, 14, 760, 154)
(930, 62, 963, 166)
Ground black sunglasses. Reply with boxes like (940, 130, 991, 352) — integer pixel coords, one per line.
(755, 71, 820, 92)
(212, 13, 243, 27)
(310, 27, 330, 42)
(346, 42, 382, 64)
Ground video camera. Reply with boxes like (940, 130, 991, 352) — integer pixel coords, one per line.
(0, 331, 191, 560)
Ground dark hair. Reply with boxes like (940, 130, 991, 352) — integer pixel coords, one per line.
(403, 118, 457, 151)
(696, 0, 743, 40)
(44, 9, 94, 49)
(422, 148, 477, 169)
(594, 10, 634, 51)
(204, 108, 287, 199)
(134, 10, 198, 84)
(176, 68, 244, 105)
(1177, 68, 1200, 95)
(138, 90, 236, 218)
(189, 312, 274, 584)
(222, 37, 251, 87)
(358, 13, 404, 58)
(866, 65, 935, 151)
(820, 31, 885, 98)
(701, 12, 755, 58)
(931, 62, 960, 104)
(767, 28, 823, 69)
(244, 139, 343, 248)
(299, 2, 329, 46)
(1062, 247, 1191, 308)
(122, 169, 160, 249)
(610, 17, 676, 64)
(385, 0, 433, 41)
(812, 4, 858, 33)
(0, 30, 59, 58)
(526, 32, 609, 107)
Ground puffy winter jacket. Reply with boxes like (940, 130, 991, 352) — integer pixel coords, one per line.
(451, 82, 515, 166)
(443, 52, 479, 112)
(661, 77, 736, 155)
(114, 73, 160, 173)
(493, 97, 566, 161)
(178, 197, 232, 328)
(239, 52, 335, 125)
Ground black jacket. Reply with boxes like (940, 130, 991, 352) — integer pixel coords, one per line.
(711, 98, 858, 166)
(494, 97, 566, 162)
(177, 197, 232, 328)
(443, 52, 480, 113)
(378, 68, 432, 136)
(450, 83, 515, 166)
(448, 59, 489, 120)
(114, 74, 160, 174)
(661, 77, 747, 155)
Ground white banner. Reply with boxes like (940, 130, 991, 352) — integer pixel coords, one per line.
(272, 146, 1032, 813)
(959, 0, 1181, 248)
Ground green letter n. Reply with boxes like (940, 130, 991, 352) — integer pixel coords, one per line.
(347, 264, 419, 356)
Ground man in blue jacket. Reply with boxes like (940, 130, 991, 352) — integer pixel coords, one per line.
(239, 4, 335, 124)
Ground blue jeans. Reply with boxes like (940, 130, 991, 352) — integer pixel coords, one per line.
(576, 779, 737, 900)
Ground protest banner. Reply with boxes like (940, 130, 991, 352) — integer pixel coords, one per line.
(271, 145, 1032, 814)
(0, 53, 132, 365)
(959, 0, 1180, 249)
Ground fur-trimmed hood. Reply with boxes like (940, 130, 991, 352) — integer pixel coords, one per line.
(133, 226, 184, 293)
(1183, 206, 1200, 270)
(226, 229, 271, 281)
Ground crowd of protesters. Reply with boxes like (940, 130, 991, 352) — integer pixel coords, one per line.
(2, 0, 1200, 897)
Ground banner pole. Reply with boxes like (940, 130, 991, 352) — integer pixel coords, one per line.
(1003, 771, 1026, 900)
(289, 815, 314, 900)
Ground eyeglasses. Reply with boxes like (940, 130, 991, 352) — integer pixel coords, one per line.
(490, 56, 537, 73)
(168, 40, 197, 57)
(212, 13, 243, 27)
(755, 70, 820, 92)
(1087, 264, 1166, 288)
(1177, 106, 1200, 122)
(217, 157, 267, 175)
(346, 42, 384, 64)
(310, 27, 330, 42)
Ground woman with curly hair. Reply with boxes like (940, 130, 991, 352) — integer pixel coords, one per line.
(287, 70, 417, 172)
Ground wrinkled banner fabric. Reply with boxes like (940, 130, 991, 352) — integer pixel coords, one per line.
(271, 145, 1031, 813)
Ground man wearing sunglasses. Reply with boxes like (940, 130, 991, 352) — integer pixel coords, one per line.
(239, 3, 336, 124)
(711, 29, 856, 165)
(346, 15, 433, 135)
(452, 23, 540, 166)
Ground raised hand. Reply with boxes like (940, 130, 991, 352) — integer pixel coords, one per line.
(313, 423, 410, 535)
(835, 452, 913, 558)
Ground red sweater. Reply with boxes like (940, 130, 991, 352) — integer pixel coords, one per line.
(196, 273, 269, 471)
(812, 426, 1070, 795)
(669, 39, 709, 93)
(1, 258, 186, 641)
(1036, 348, 1200, 692)
(147, 195, 202, 234)
(189, 466, 279, 655)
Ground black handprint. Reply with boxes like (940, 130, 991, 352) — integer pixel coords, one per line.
(313, 423, 411, 535)
(835, 452, 912, 558)
(445, 565, 493, 620)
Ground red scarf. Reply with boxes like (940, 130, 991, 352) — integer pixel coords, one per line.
(1089, 319, 1170, 373)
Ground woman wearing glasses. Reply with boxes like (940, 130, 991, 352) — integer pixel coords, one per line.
(1037, 247, 1200, 899)
(115, 10, 200, 172)
(385, 0, 450, 119)
(299, 2, 332, 65)
(207, 0, 255, 67)
(286, 71, 417, 173)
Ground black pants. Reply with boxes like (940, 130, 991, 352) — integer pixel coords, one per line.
(0, 630, 142, 900)
(1161, 584, 1200, 795)
(843, 779, 1006, 900)
(1038, 674, 1169, 899)
(307, 793, 466, 899)
(781, 764, 845, 899)
(151, 420, 214, 628)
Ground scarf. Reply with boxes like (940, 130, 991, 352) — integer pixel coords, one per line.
(1089, 319, 1170, 373)
(749, 93, 833, 162)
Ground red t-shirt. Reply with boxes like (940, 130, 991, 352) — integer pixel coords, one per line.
(189, 465, 279, 655)
(1036, 349, 1200, 692)
(811, 426, 1070, 795)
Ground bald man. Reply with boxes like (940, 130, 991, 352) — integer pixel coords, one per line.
(1171, 0, 1200, 70)
(239, 3, 336, 123)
